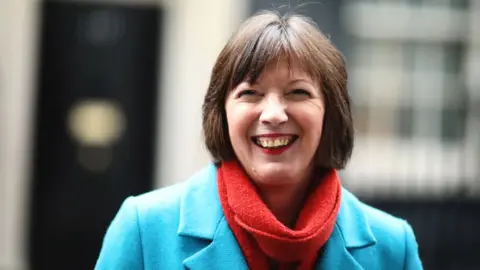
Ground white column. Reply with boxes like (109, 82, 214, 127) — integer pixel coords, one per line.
(0, 0, 39, 269)
(155, 0, 249, 187)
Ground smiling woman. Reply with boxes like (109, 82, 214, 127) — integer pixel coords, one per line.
(95, 10, 423, 270)
(224, 62, 328, 228)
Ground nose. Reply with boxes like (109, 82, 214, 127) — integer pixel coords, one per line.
(259, 97, 288, 126)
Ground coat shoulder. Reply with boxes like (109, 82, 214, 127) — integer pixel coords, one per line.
(340, 189, 422, 269)
(132, 180, 186, 218)
(357, 196, 407, 236)
(95, 165, 216, 269)
(131, 164, 214, 224)
(342, 189, 408, 238)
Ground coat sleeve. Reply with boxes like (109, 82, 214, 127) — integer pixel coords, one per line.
(95, 197, 144, 270)
(403, 221, 423, 270)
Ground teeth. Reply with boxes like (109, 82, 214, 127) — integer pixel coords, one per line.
(256, 137, 293, 148)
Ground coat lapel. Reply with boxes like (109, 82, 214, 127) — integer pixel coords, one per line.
(182, 217, 248, 270)
(316, 225, 364, 269)
(317, 188, 377, 269)
(177, 163, 248, 270)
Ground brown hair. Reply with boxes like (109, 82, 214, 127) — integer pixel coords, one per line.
(202, 10, 353, 169)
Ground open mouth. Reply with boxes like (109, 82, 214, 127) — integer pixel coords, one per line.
(251, 135, 298, 149)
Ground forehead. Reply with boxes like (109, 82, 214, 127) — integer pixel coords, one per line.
(253, 59, 315, 85)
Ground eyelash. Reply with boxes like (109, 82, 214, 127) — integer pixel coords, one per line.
(289, 89, 311, 96)
(236, 89, 311, 98)
(237, 90, 257, 97)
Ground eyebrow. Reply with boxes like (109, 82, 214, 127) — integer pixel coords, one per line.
(288, 78, 313, 85)
(247, 78, 313, 86)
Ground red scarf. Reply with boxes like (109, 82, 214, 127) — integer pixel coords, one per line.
(217, 160, 341, 270)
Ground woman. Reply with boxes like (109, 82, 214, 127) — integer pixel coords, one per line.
(95, 11, 423, 270)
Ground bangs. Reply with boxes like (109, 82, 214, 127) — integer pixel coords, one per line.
(229, 23, 320, 90)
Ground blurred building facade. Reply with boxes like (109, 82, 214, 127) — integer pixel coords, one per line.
(0, 0, 479, 269)
(335, 1, 480, 268)
(341, 0, 480, 198)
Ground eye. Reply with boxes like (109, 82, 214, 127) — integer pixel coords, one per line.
(237, 89, 258, 97)
(289, 89, 311, 97)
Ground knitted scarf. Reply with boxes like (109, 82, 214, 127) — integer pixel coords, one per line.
(217, 160, 341, 270)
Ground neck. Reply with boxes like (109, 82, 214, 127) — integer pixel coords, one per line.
(257, 175, 312, 228)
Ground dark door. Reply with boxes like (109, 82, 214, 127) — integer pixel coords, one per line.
(29, 1, 162, 269)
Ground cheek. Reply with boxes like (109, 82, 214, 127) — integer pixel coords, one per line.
(310, 110, 325, 136)
(303, 116, 324, 147)
(292, 103, 325, 135)
(225, 103, 256, 146)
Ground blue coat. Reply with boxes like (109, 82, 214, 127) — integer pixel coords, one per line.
(95, 163, 423, 269)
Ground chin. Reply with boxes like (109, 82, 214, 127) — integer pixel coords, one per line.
(253, 164, 300, 186)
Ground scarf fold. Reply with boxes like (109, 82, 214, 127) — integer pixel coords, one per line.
(217, 160, 341, 270)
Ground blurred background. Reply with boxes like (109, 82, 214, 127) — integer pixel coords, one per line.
(0, 0, 478, 269)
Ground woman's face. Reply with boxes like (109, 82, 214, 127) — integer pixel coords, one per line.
(225, 61, 325, 187)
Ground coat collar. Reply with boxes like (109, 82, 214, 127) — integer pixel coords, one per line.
(178, 163, 248, 269)
(177, 163, 222, 240)
(178, 163, 376, 269)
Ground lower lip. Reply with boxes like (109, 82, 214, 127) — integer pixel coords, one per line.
(258, 143, 293, 155)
